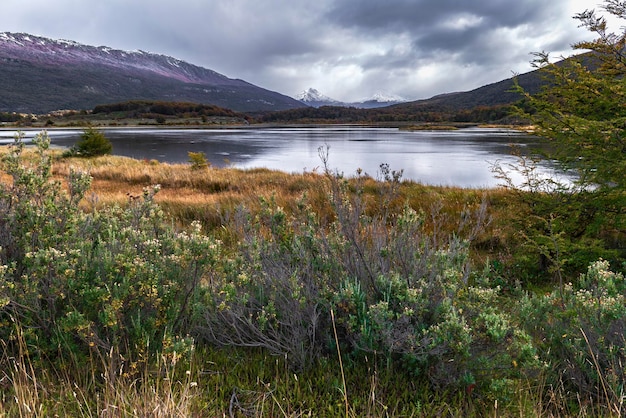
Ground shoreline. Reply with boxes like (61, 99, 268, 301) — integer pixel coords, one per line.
(0, 121, 533, 132)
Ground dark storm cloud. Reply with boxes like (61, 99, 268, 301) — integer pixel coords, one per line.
(328, 0, 554, 33)
(326, 0, 570, 65)
(310, 0, 590, 99)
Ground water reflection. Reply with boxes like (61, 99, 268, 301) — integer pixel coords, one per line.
(1, 126, 554, 188)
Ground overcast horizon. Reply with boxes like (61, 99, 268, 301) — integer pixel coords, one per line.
(1, 1, 613, 103)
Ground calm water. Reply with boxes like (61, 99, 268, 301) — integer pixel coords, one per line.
(2, 126, 555, 188)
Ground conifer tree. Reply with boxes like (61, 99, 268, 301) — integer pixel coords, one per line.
(510, 0, 625, 276)
(66, 127, 113, 157)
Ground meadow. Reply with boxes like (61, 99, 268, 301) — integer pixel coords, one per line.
(0, 132, 623, 417)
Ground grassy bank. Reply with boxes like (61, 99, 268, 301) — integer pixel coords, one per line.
(0, 136, 624, 417)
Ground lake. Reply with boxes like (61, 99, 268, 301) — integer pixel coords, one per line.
(1, 126, 555, 188)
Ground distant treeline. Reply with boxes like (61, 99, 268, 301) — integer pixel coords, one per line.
(92, 100, 246, 120)
(257, 103, 518, 124)
(53, 98, 524, 125)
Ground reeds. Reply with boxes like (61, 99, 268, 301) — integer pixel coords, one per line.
(0, 323, 200, 417)
(1, 324, 623, 417)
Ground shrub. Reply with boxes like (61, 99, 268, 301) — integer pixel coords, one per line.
(499, 1, 626, 282)
(199, 195, 332, 370)
(198, 158, 541, 395)
(64, 127, 113, 157)
(188, 151, 209, 170)
(0, 132, 219, 375)
(332, 206, 541, 394)
(519, 259, 626, 413)
(492, 151, 620, 285)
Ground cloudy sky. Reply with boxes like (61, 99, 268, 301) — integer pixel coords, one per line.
(1, 0, 608, 102)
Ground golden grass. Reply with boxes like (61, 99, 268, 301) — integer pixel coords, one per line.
(1, 149, 505, 240)
(2, 147, 518, 259)
(52, 155, 323, 204)
(0, 339, 201, 417)
(1, 338, 613, 417)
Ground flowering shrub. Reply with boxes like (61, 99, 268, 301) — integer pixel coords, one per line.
(0, 132, 219, 373)
(200, 196, 332, 370)
(520, 259, 626, 409)
(333, 210, 541, 393)
(200, 164, 541, 394)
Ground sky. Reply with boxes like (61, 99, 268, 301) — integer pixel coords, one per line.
(0, 0, 612, 102)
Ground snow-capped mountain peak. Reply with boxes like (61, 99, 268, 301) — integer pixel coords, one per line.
(368, 92, 407, 103)
(295, 87, 407, 108)
(0, 32, 229, 84)
(296, 88, 340, 105)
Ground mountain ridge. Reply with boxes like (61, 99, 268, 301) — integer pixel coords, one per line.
(0, 32, 304, 113)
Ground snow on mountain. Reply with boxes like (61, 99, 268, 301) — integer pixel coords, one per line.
(0, 32, 234, 85)
(353, 92, 407, 109)
(296, 88, 341, 107)
(367, 92, 407, 103)
(0, 32, 304, 113)
(296, 88, 407, 109)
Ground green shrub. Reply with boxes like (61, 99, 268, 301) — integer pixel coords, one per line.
(519, 259, 626, 412)
(188, 151, 209, 170)
(333, 216, 541, 394)
(0, 132, 218, 374)
(497, 0, 626, 283)
(64, 127, 113, 157)
(199, 159, 541, 395)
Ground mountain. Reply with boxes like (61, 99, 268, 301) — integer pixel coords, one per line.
(296, 88, 341, 107)
(354, 92, 407, 109)
(260, 63, 558, 124)
(0, 32, 305, 114)
(416, 52, 604, 113)
(261, 53, 597, 124)
(297, 87, 407, 109)
(387, 66, 547, 115)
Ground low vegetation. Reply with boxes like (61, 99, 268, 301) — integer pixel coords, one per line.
(0, 2, 624, 416)
(62, 126, 113, 157)
(90, 100, 250, 126)
(0, 125, 622, 416)
(5, 100, 250, 128)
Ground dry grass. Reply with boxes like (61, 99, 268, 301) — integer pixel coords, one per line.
(0, 340, 201, 418)
(1, 338, 618, 417)
(0, 146, 519, 265)
(52, 155, 325, 208)
(8, 149, 512, 252)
